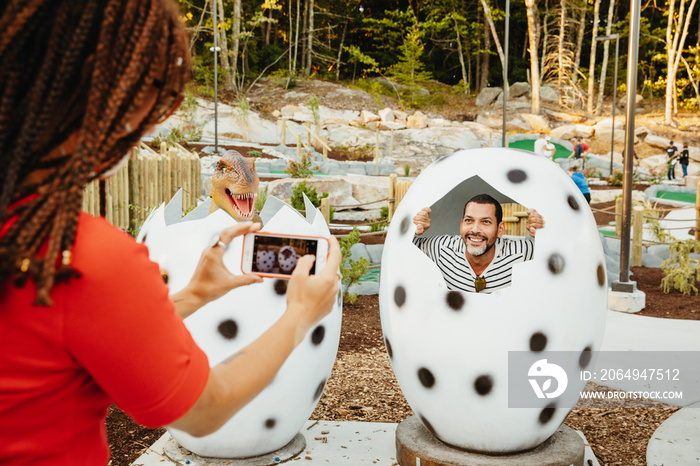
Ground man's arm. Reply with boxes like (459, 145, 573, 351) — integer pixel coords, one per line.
(413, 207, 431, 235)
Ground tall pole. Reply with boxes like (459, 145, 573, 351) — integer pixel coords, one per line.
(610, 35, 619, 176)
(501, 0, 510, 147)
(213, 0, 219, 153)
(614, 0, 641, 290)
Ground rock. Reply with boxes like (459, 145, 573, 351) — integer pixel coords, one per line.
(593, 118, 624, 132)
(272, 110, 281, 118)
(378, 108, 395, 122)
(280, 104, 299, 117)
(540, 85, 559, 102)
(510, 82, 530, 98)
(350, 243, 370, 262)
(596, 127, 627, 144)
(428, 118, 450, 128)
(634, 126, 649, 141)
(292, 110, 313, 122)
(379, 121, 406, 131)
(551, 124, 577, 140)
(475, 113, 502, 129)
(475, 87, 503, 106)
(360, 110, 380, 126)
(365, 244, 384, 264)
(574, 124, 595, 138)
(541, 108, 584, 123)
(407, 111, 428, 129)
(323, 118, 350, 126)
(394, 110, 408, 121)
(645, 134, 674, 150)
(519, 113, 551, 133)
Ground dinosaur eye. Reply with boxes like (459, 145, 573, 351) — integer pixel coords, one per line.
(221, 167, 227, 174)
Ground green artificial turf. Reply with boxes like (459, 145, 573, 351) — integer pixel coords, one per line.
(508, 139, 571, 160)
(656, 190, 697, 204)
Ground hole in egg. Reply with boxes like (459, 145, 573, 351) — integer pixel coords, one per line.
(410, 175, 537, 294)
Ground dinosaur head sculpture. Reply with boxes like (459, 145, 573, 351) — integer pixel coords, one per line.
(209, 150, 259, 221)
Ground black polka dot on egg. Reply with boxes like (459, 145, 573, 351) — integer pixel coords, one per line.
(384, 337, 393, 359)
(394, 286, 406, 308)
(530, 332, 547, 352)
(597, 264, 606, 287)
(418, 367, 435, 388)
(313, 379, 327, 401)
(218, 319, 238, 339)
(507, 169, 527, 183)
(265, 418, 276, 429)
(567, 195, 580, 211)
(579, 346, 592, 368)
(474, 375, 493, 396)
(539, 403, 556, 424)
(400, 216, 411, 235)
(446, 291, 464, 310)
(311, 325, 325, 346)
(274, 279, 287, 295)
(548, 253, 565, 274)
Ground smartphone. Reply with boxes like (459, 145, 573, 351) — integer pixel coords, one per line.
(241, 232, 330, 279)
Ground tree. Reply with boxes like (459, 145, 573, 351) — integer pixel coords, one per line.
(665, 0, 698, 124)
(596, 0, 616, 115)
(587, 0, 601, 114)
(525, 0, 542, 113)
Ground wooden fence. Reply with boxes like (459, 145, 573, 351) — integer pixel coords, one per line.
(82, 142, 201, 230)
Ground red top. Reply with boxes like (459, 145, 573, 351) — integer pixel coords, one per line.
(0, 213, 210, 465)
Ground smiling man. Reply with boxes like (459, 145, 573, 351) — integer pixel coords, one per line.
(412, 194, 544, 294)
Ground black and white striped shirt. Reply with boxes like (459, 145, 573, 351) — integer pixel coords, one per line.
(412, 235, 535, 293)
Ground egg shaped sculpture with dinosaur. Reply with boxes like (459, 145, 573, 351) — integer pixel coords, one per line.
(379, 148, 607, 453)
(137, 192, 342, 458)
(209, 149, 259, 221)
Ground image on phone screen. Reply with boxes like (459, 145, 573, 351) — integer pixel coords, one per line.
(252, 235, 319, 275)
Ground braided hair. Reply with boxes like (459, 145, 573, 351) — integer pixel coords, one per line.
(0, 0, 191, 305)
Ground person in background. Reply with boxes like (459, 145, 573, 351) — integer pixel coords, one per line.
(568, 137, 589, 168)
(0, 1, 341, 465)
(568, 166, 591, 204)
(679, 142, 690, 178)
(543, 136, 556, 161)
(533, 132, 547, 156)
(666, 140, 679, 180)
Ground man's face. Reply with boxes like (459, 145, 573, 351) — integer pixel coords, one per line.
(460, 202, 505, 257)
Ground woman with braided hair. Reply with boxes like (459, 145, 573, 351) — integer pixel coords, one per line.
(0, 1, 341, 464)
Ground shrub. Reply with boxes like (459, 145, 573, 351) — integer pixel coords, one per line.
(339, 227, 370, 305)
(289, 181, 332, 221)
(285, 154, 317, 178)
(661, 238, 700, 295)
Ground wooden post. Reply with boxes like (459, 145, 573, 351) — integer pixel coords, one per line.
(615, 197, 623, 237)
(390, 129, 395, 158)
(388, 174, 397, 222)
(305, 122, 311, 149)
(375, 127, 380, 175)
(323, 134, 328, 160)
(489, 132, 492, 147)
(321, 197, 330, 225)
(296, 133, 302, 159)
(505, 133, 510, 148)
(281, 117, 287, 146)
(632, 205, 643, 267)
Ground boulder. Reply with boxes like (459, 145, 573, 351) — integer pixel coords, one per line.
(394, 109, 409, 121)
(634, 126, 650, 142)
(645, 134, 674, 150)
(360, 110, 380, 126)
(378, 108, 395, 122)
(519, 113, 551, 133)
(596, 127, 627, 144)
(280, 104, 298, 117)
(379, 121, 407, 131)
(475, 87, 503, 106)
(593, 118, 624, 132)
(541, 108, 585, 123)
(540, 85, 559, 102)
(574, 124, 595, 138)
(407, 111, 428, 129)
(550, 124, 577, 140)
(509, 82, 530, 98)
(428, 118, 450, 128)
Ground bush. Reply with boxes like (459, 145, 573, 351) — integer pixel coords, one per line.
(339, 227, 370, 305)
(661, 238, 700, 295)
(285, 154, 317, 178)
(289, 181, 333, 221)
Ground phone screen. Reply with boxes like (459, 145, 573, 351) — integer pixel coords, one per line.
(251, 234, 319, 275)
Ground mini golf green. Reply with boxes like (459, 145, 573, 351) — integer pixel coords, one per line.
(508, 139, 571, 160)
(656, 190, 697, 204)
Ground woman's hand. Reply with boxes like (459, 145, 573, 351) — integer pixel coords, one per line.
(284, 235, 342, 345)
(171, 222, 263, 318)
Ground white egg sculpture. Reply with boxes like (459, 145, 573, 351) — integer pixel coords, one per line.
(379, 148, 607, 453)
(278, 246, 299, 273)
(256, 249, 276, 272)
(137, 193, 341, 458)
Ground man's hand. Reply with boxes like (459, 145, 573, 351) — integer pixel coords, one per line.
(412, 207, 431, 235)
(526, 209, 545, 237)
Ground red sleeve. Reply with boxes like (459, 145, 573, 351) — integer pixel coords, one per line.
(64, 214, 210, 427)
